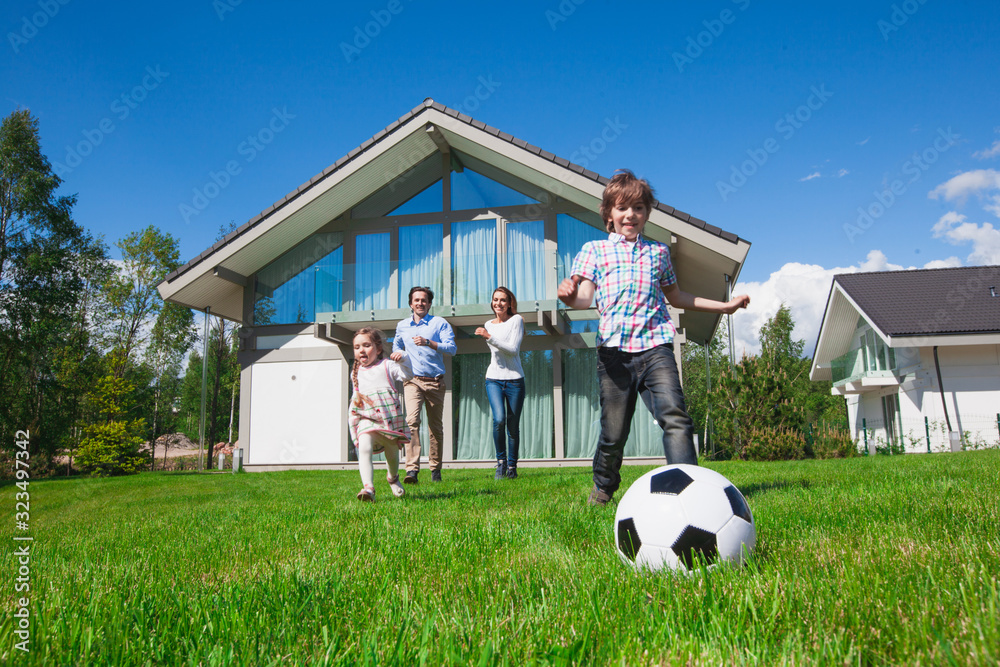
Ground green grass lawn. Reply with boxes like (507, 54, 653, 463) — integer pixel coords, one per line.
(3, 451, 999, 666)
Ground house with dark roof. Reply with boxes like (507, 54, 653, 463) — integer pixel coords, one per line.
(158, 99, 751, 470)
(811, 266, 1000, 452)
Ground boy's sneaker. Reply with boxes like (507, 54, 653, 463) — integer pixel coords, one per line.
(505, 465, 517, 480)
(357, 485, 376, 502)
(494, 460, 507, 480)
(387, 475, 405, 498)
(431, 470, 442, 483)
(588, 486, 612, 506)
(403, 471, 418, 485)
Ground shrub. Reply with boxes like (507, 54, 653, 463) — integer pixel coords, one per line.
(812, 425, 858, 459)
(75, 375, 148, 476)
(741, 426, 806, 461)
(76, 418, 147, 476)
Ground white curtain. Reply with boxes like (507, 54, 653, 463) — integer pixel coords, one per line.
(506, 220, 545, 301)
(557, 214, 605, 284)
(451, 220, 496, 305)
(355, 233, 390, 310)
(563, 348, 601, 458)
(562, 347, 664, 459)
(399, 224, 443, 306)
(456, 354, 492, 460)
(521, 349, 553, 458)
(455, 351, 553, 460)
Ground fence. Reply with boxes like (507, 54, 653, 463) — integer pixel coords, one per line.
(855, 413, 1000, 454)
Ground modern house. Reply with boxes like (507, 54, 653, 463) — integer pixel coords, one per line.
(811, 266, 1000, 452)
(158, 99, 751, 470)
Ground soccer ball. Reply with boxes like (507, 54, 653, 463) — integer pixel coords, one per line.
(614, 464, 755, 572)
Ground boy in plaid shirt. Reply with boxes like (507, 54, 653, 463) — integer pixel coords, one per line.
(558, 170, 749, 506)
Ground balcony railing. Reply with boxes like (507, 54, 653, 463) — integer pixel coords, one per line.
(831, 343, 897, 386)
(254, 250, 565, 326)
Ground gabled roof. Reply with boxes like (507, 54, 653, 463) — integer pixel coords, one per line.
(811, 265, 1000, 381)
(834, 267, 1000, 336)
(158, 98, 750, 340)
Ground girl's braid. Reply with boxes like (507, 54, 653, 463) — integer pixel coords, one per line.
(351, 327, 386, 408)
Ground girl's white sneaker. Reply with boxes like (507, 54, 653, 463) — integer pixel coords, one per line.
(387, 475, 406, 498)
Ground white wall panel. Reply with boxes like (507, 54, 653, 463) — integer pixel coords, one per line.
(248, 360, 345, 464)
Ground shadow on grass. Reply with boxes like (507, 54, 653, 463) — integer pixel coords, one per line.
(408, 487, 501, 501)
(738, 479, 811, 500)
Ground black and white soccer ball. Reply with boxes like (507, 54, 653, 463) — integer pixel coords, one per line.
(614, 464, 755, 572)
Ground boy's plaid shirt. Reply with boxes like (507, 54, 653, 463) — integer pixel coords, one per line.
(570, 233, 677, 352)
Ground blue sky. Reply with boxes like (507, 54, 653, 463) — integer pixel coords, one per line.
(4, 0, 999, 354)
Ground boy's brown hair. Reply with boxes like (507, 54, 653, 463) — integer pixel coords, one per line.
(600, 169, 656, 232)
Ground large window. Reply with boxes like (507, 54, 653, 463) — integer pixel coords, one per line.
(455, 351, 553, 461)
(562, 346, 664, 458)
(557, 214, 605, 285)
(355, 232, 391, 310)
(399, 224, 443, 306)
(452, 220, 496, 305)
(506, 220, 545, 301)
(451, 169, 538, 210)
(255, 232, 343, 325)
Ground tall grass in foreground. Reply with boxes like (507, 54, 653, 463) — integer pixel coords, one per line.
(2, 451, 998, 666)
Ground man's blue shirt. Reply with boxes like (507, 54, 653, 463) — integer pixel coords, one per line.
(393, 313, 456, 376)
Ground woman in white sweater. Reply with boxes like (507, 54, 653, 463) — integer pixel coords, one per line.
(475, 287, 526, 480)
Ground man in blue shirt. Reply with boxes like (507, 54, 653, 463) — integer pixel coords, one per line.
(393, 286, 457, 483)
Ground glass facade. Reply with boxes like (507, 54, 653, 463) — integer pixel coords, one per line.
(455, 351, 553, 460)
(557, 213, 606, 285)
(255, 232, 343, 325)
(506, 220, 545, 301)
(399, 224, 443, 306)
(250, 167, 673, 461)
(451, 219, 497, 305)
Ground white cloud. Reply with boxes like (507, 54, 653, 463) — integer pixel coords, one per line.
(929, 168, 1000, 211)
(730, 251, 962, 359)
(857, 137, 870, 146)
(836, 168, 849, 177)
(931, 212, 1000, 264)
(799, 172, 820, 181)
(973, 140, 1000, 160)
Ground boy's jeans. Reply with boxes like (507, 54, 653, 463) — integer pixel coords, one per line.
(593, 343, 696, 495)
(485, 377, 526, 467)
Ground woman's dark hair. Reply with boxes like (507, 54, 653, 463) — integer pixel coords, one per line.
(492, 286, 517, 318)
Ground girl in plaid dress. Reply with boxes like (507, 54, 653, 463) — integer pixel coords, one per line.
(350, 327, 413, 501)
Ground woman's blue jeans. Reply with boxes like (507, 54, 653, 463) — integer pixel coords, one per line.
(485, 378, 526, 467)
(593, 344, 696, 495)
